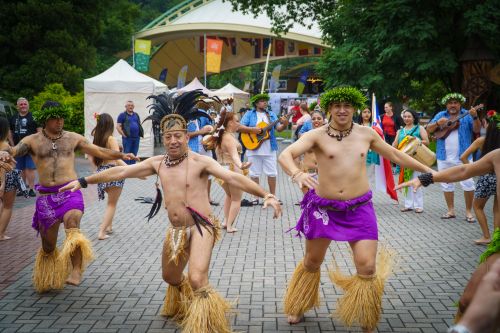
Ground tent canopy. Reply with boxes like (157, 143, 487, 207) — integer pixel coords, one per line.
(84, 60, 168, 157)
(177, 77, 212, 94)
(212, 83, 249, 96)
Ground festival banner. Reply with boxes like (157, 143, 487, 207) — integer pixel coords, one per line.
(268, 65, 282, 93)
(298, 43, 309, 56)
(296, 70, 309, 95)
(243, 81, 251, 92)
(159, 68, 168, 82)
(177, 65, 188, 88)
(287, 41, 296, 55)
(275, 40, 285, 57)
(313, 47, 322, 55)
(254, 38, 261, 59)
(134, 39, 152, 72)
(206, 38, 223, 73)
(262, 38, 273, 57)
(230, 38, 237, 55)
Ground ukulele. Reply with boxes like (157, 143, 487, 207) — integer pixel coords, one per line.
(433, 104, 483, 140)
(241, 111, 291, 150)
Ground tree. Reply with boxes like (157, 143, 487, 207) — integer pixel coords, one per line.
(226, 0, 500, 102)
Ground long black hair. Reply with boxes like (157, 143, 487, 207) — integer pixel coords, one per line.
(402, 109, 419, 125)
(481, 121, 500, 157)
(0, 117, 9, 142)
(357, 107, 372, 125)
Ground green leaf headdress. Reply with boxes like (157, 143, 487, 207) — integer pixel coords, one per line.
(441, 93, 466, 105)
(250, 93, 270, 106)
(320, 86, 367, 111)
(32, 101, 71, 124)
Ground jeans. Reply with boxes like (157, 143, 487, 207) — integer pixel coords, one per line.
(122, 137, 140, 165)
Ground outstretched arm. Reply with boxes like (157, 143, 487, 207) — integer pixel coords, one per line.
(370, 130, 433, 173)
(75, 134, 137, 162)
(204, 157, 281, 218)
(59, 157, 157, 192)
(460, 137, 483, 164)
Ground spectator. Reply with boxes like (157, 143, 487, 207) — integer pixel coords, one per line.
(290, 99, 302, 125)
(116, 100, 143, 165)
(9, 97, 39, 197)
(292, 102, 311, 140)
(380, 101, 403, 145)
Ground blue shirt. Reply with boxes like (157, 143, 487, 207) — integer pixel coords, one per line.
(298, 120, 313, 135)
(187, 114, 212, 153)
(430, 109, 474, 161)
(117, 112, 140, 138)
(240, 109, 279, 151)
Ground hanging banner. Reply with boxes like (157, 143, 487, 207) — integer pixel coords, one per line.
(177, 65, 188, 88)
(298, 43, 310, 56)
(262, 38, 273, 57)
(243, 81, 251, 92)
(206, 38, 223, 73)
(134, 39, 152, 72)
(275, 40, 285, 57)
(268, 65, 282, 93)
(159, 68, 168, 82)
(296, 70, 309, 95)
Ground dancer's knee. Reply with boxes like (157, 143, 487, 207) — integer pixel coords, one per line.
(188, 271, 208, 290)
(162, 272, 183, 286)
(303, 255, 322, 272)
(42, 243, 56, 253)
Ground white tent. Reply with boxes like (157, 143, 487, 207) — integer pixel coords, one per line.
(84, 59, 168, 157)
(212, 83, 250, 113)
(177, 77, 212, 95)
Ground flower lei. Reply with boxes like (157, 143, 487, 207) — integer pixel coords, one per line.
(441, 93, 466, 105)
(320, 86, 367, 111)
(32, 104, 71, 124)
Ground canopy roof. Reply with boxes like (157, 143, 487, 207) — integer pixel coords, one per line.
(177, 77, 212, 94)
(213, 83, 249, 96)
(136, 0, 328, 88)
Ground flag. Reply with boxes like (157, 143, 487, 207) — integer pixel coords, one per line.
(134, 39, 151, 72)
(159, 68, 168, 82)
(296, 70, 309, 95)
(268, 65, 281, 93)
(206, 38, 223, 73)
(263, 38, 273, 56)
(177, 65, 188, 88)
(275, 40, 285, 56)
(313, 47, 322, 55)
(371, 93, 398, 201)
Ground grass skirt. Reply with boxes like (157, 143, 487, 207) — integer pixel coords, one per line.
(180, 285, 234, 333)
(59, 228, 95, 277)
(161, 275, 194, 322)
(328, 247, 395, 329)
(283, 261, 321, 316)
(32, 248, 66, 293)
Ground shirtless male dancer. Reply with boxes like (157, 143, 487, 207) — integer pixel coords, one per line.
(278, 87, 433, 332)
(0, 101, 137, 293)
(60, 91, 282, 333)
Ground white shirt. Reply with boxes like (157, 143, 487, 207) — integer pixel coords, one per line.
(444, 130, 459, 162)
(246, 111, 273, 156)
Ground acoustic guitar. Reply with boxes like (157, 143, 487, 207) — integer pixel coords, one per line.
(241, 111, 291, 150)
(432, 104, 483, 140)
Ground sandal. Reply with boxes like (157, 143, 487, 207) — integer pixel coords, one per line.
(440, 213, 456, 219)
(414, 208, 423, 213)
(400, 208, 413, 212)
(465, 216, 476, 223)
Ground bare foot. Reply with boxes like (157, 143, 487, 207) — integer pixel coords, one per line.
(98, 234, 110, 240)
(105, 228, 113, 234)
(287, 314, 304, 324)
(226, 228, 238, 233)
(0, 235, 12, 241)
(65, 269, 82, 286)
(221, 223, 227, 229)
(474, 237, 491, 245)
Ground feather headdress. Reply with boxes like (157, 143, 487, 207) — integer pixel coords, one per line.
(144, 89, 211, 132)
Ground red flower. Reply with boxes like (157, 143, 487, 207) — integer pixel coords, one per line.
(487, 110, 497, 118)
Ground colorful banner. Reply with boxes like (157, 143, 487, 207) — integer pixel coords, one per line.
(177, 65, 188, 88)
(159, 68, 168, 82)
(206, 38, 223, 73)
(268, 65, 282, 93)
(243, 81, 251, 92)
(298, 43, 309, 56)
(275, 40, 285, 57)
(287, 41, 296, 55)
(254, 38, 261, 59)
(313, 47, 322, 55)
(134, 39, 152, 72)
(230, 38, 237, 55)
(263, 38, 273, 56)
(296, 70, 309, 95)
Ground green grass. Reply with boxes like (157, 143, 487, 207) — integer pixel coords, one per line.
(275, 129, 292, 139)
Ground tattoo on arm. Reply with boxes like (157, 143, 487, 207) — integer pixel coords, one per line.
(13, 142, 29, 157)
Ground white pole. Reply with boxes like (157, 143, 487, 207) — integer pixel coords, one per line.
(132, 36, 135, 68)
(204, 34, 207, 87)
(261, 39, 272, 94)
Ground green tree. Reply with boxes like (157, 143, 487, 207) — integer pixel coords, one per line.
(227, 0, 500, 101)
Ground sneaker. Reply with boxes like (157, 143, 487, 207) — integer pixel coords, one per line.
(29, 189, 36, 197)
(240, 199, 253, 207)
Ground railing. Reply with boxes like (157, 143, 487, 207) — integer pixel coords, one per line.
(140, 0, 210, 31)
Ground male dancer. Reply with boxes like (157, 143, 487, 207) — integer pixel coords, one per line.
(60, 91, 282, 332)
(278, 87, 433, 332)
(0, 101, 137, 293)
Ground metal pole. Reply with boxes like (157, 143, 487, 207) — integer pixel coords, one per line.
(204, 33, 207, 87)
(132, 36, 135, 68)
(261, 39, 272, 93)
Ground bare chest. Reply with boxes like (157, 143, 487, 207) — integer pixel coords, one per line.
(32, 136, 77, 159)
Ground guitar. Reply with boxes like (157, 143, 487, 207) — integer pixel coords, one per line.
(241, 111, 291, 150)
(433, 104, 483, 140)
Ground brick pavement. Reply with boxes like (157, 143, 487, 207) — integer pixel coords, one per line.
(0, 144, 495, 333)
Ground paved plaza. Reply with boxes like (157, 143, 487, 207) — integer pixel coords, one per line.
(0, 144, 495, 333)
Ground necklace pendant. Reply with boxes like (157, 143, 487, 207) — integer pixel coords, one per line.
(52, 142, 57, 150)
(337, 136, 342, 141)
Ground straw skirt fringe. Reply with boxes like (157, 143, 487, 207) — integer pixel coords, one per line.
(283, 261, 321, 316)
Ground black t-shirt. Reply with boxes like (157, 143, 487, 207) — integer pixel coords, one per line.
(9, 113, 38, 144)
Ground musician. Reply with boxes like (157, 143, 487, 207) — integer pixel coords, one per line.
(426, 93, 481, 222)
(238, 93, 288, 205)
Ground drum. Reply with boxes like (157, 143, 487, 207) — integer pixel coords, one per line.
(398, 136, 436, 167)
(202, 134, 215, 151)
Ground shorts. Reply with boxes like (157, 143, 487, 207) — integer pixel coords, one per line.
(4, 170, 24, 193)
(247, 154, 278, 177)
(474, 174, 497, 199)
(96, 164, 125, 200)
(437, 159, 475, 192)
(15, 155, 36, 170)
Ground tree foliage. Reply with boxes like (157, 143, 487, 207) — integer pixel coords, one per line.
(226, 0, 500, 106)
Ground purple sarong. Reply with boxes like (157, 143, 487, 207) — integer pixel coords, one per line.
(291, 189, 378, 242)
(32, 183, 84, 234)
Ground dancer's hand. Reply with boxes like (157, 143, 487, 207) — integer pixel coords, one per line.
(0, 151, 15, 164)
(240, 161, 252, 170)
(263, 197, 282, 218)
(0, 160, 14, 172)
(293, 172, 318, 190)
(395, 178, 422, 192)
(59, 180, 81, 192)
(123, 153, 140, 161)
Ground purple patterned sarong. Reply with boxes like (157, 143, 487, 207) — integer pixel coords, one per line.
(291, 189, 378, 242)
(32, 183, 84, 234)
